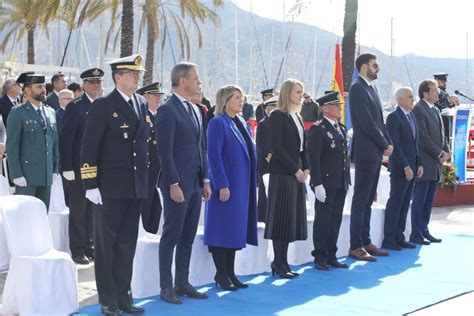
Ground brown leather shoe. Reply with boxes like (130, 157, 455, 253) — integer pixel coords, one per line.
(364, 243, 390, 256)
(348, 247, 377, 262)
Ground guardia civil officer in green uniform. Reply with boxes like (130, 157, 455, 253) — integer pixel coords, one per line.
(307, 91, 350, 271)
(81, 54, 150, 315)
(6, 73, 60, 211)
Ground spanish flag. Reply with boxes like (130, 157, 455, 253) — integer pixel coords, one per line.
(330, 43, 345, 124)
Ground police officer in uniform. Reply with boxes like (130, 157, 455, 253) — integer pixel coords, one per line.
(81, 55, 150, 315)
(256, 95, 278, 222)
(60, 68, 104, 265)
(255, 88, 275, 122)
(433, 73, 453, 144)
(307, 91, 350, 271)
(136, 82, 164, 234)
(6, 73, 60, 211)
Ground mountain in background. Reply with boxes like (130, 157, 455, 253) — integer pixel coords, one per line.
(1, 2, 472, 104)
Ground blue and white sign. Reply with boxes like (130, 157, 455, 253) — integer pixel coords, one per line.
(452, 108, 471, 182)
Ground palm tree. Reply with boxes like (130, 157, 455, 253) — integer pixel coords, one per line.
(138, 0, 223, 85)
(341, 0, 358, 91)
(0, 0, 61, 64)
(58, 0, 109, 66)
(121, 0, 134, 56)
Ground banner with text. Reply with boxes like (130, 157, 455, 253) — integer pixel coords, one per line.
(452, 108, 471, 182)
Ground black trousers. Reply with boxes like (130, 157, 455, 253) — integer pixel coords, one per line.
(312, 188, 346, 264)
(68, 178, 93, 257)
(350, 161, 381, 250)
(159, 179, 202, 289)
(383, 174, 414, 244)
(257, 176, 267, 223)
(93, 198, 141, 307)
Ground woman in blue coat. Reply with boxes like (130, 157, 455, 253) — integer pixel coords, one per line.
(205, 85, 258, 291)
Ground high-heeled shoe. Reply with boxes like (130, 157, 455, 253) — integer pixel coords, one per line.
(271, 262, 295, 279)
(228, 274, 249, 289)
(214, 273, 238, 291)
(285, 264, 299, 277)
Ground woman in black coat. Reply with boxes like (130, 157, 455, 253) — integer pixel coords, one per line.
(264, 79, 310, 278)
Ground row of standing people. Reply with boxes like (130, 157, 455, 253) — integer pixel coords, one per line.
(0, 52, 449, 315)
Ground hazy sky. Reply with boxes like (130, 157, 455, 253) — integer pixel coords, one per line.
(234, 0, 473, 59)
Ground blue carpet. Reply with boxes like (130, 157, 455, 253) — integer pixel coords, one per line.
(78, 234, 474, 315)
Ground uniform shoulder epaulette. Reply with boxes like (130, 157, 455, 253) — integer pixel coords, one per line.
(314, 120, 326, 128)
(72, 96, 83, 104)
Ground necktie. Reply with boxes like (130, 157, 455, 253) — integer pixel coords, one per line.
(128, 98, 139, 118)
(430, 106, 440, 125)
(406, 114, 416, 138)
(185, 101, 198, 130)
(36, 108, 46, 130)
(333, 123, 343, 138)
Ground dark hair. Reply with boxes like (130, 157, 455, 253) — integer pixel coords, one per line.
(67, 82, 81, 93)
(355, 53, 377, 71)
(111, 69, 128, 84)
(51, 73, 65, 84)
(418, 79, 437, 99)
(45, 83, 53, 94)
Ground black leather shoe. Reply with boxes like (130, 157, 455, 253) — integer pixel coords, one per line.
(175, 283, 208, 299)
(423, 232, 442, 243)
(271, 262, 295, 279)
(410, 235, 430, 245)
(328, 261, 348, 269)
(118, 304, 144, 314)
(72, 255, 90, 265)
(382, 241, 402, 251)
(397, 240, 416, 249)
(160, 287, 182, 304)
(284, 264, 299, 277)
(100, 305, 122, 315)
(315, 262, 330, 271)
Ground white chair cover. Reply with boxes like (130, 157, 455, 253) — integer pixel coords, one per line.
(49, 175, 67, 214)
(287, 215, 315, 265)
(1, 195, 78, 315)
(0, 175, 10, 270)
(48, 209, 71, 254)
(131, 234, 161, 299)
(188, 226, 215, 286)
(235, 222, 271, 275)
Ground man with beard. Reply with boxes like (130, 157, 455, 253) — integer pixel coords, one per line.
(348, 53, 393, 262)
(6, 73, 60, 211)
(60, 68, 104, 265)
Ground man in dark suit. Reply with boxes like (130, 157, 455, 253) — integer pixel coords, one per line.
(0, 117, 5, 158)
(61, 68, 104, 265)
(300, 92, 320, 123)
(45, 73, 67, 111)
(410, 79, 450, 245)
(256, 95, 277, 222)
(6, 74, 60, 210)
(81, 55, 150, 315)
(308, 92, 351, 271)
(0, 79, 21, 127)
(55, 89, 74, 134)
(136, 82, 164, 234)
(255, 88, 275, 122)
(348, 53, 393, 261)
(382, 87, 423, 250)
(155, 62, 211, 305)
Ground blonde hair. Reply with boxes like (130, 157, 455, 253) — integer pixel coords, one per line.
(276, 79, 304, 113)
(215, 85, 244, 115)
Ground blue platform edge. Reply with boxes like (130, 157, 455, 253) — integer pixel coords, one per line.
(78, 233, 474, 316)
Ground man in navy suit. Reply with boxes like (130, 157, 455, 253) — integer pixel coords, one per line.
(81, 55, 150, 315)
(156, 62, 211, 305)
(382, 87, 423, 250)
(61, 68, 104, 265)
(0, 79, 21, 127)
(45, 73, 67, 111)
(349, 53, 393, 261)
